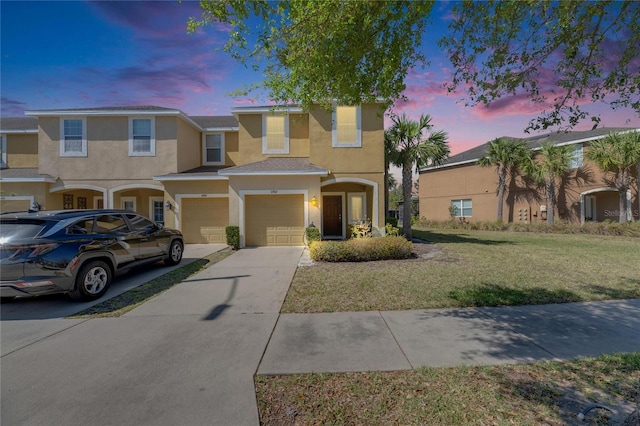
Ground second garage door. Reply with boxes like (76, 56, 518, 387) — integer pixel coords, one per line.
(245, 194, 304, 246)
(0, 199, 31, 214)
(181, 198, 229, 243)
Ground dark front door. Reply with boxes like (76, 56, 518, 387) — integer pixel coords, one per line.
(323, 195, 342, 237)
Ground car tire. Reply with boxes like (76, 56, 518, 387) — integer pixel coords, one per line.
(164, 240, 183, 266)
(69, 260, 112, 301)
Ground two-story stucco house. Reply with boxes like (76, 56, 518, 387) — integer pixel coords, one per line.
(1, 104, 385, 247)
(419, 128, 640, 224)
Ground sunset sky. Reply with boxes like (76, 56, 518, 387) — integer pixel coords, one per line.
(2, 1, 638, 161)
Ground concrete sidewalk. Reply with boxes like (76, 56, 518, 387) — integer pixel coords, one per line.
(259, 299, 640, 374)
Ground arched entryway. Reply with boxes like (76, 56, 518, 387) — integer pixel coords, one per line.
(109, 184, 165, 222)
(320, 177, 380, 239)
(580, 187, 623, 223)
(49, 184, 107, 210)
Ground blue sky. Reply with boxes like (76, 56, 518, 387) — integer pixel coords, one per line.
(2, 0, 638, 157)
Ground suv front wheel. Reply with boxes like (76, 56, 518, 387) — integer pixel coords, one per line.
(70, 260, 112, 301)
(164, 240, 183, 266)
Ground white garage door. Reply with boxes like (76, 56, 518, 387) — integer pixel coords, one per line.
(245, 194, 304, 246)
(181, 198, 229, 243)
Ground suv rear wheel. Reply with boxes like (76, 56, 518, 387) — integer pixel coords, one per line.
(70, 260, 112, 301)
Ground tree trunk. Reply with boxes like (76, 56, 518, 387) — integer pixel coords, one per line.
(402, 162, 413, 240)
(619, 188, 627, 222)
(546, 176, 555, 225)
(384, 165, 389, 221)
(496, 165, 506, 222)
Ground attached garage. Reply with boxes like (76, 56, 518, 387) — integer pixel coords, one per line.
(0, 198, 31, 214)
(245, 194, 304, 246)
(181, 198, 229, 243)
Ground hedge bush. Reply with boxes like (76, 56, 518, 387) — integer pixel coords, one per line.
(225, 226, 240, 249)
(305, 226, 321, 245)
(309, 236, 413, 262)
(414, 218, 640, 237)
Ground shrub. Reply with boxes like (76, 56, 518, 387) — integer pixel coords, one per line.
(413, 218, 640, 237)
(350, 220, 372, 238)
(225, 226, 240, 249)
(309, 236, 412, 262)
(385, 223, 400, 236)
(385, 216, 398, 227)
(305, 226, 321, 245)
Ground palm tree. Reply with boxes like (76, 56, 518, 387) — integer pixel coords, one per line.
(477, 137, 530, 222)
(586, 131, 640, 222)
(523, 142, 572, 225)
(387, 113, 449, 240)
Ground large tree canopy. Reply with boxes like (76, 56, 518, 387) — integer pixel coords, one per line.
(189, 0, 433, 110)
(441, 0, 640, 131)
(190, 0, 639, 130)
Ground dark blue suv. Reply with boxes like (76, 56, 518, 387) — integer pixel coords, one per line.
(0, 210, 183, 301)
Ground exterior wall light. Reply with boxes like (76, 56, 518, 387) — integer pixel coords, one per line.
(311, 195, 318, 207)
(165, 201, 173, 211)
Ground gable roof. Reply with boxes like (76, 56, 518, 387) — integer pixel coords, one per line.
(0, 117, 38, 133)
(190, 116, 238, 130)
(421, 127, 639, 172)
(218, 157, 328, 176)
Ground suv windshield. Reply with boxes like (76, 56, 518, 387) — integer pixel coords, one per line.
(0, 220, 47, 241)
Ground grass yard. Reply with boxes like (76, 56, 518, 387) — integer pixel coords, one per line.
(283, 228, 640, 313)
(256, 353, 640, 425)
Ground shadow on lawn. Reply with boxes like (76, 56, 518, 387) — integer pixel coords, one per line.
(412, 230, 514, 245)
(448, 283, 580, 307)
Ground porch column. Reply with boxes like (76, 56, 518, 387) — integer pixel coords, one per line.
(579, 193, 585, 224)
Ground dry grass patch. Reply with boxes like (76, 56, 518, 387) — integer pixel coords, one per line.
(283, 229, 640, 313)
(256, 353, 640, 425)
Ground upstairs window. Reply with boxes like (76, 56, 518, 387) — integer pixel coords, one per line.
(129, 117, 155, 156)
(60, 118, 87, 157)
(332, 106, 361, 147)
(203, 133, 224, 165)
(262, 114, 289, 154)
(569, 143, 583, 168)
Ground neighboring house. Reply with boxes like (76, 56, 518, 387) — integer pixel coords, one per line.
(419, 128, 640, 224)
(1, 104, 385, 247)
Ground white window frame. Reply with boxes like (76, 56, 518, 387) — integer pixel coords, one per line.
(121, 196, 137, 212)
(128, 117, 156, 156)
(262, 114, 289, 154)
(59, 117, 87, 157)
(332, 105, 362, 148)
(149, 196, 164, 223)
(0, 135, 7, 168)
(569, 143, 583, 169)
(202, 133, 225, 165)
(451, 199, 473, 218)
(347, 192, 367, 223)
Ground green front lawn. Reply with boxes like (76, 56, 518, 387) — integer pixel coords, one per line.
(256, 353, 640, 425)
(282, 228, 640, 313)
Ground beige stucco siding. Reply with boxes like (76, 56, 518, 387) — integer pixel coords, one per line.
(232, 113, 310, 165)
(176, 117, 202, 172)
(4, 133, 38, 168)
(309, 104, 384, 174)
(38, 116, 179, 180)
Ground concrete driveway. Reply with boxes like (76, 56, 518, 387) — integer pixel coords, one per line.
(1, 246, 303, 426)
